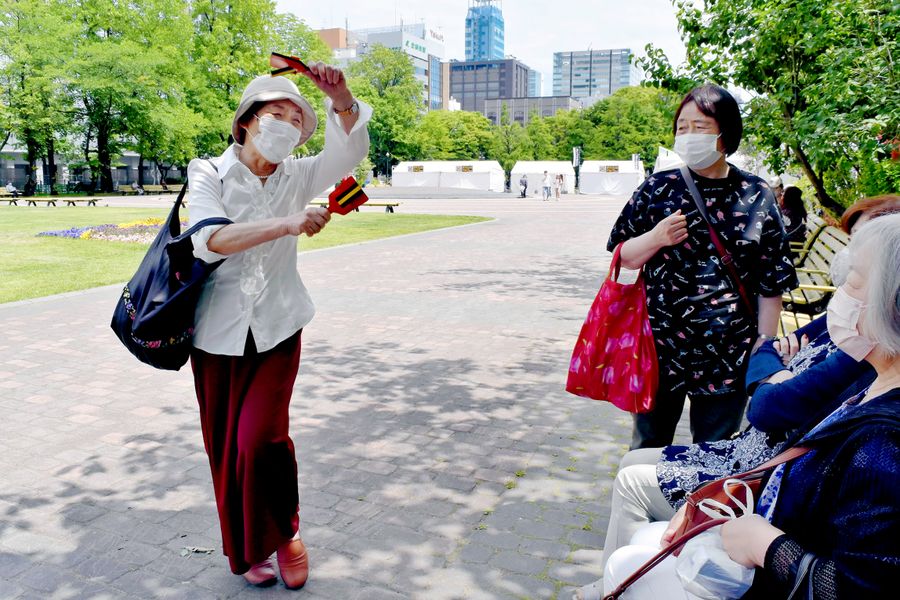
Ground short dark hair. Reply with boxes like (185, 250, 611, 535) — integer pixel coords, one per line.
(781, 186, 807, 220)
(673, 84, 743, 155)
(236, 101, 268, 144)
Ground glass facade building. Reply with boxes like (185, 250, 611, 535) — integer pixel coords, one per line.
(465, 1, 504, 61)
(552, 48, 642, 104)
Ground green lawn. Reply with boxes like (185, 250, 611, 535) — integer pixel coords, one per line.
(0, 207, 490, 304)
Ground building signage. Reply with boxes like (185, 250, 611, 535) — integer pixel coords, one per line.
(403, 38, 428, 60)
(456, 165, 474, 173)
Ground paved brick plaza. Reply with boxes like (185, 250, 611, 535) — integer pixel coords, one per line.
(0, 195, 690, 599)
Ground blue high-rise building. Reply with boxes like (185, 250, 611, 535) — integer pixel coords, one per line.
(465, 1, 504, 61)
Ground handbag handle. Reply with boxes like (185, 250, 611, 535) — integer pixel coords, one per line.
(608, 242, 643, 284)
(679, 166, 756, 317)
(602, 518, 729, 600)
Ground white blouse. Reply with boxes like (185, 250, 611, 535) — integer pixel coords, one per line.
(187, 98, 372, 356)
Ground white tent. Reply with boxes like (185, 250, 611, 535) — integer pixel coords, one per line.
(579, 159, 646, 195)
(391, 160, 505, 192)
(653, 147, 684, 173)
(510, 161, 576, 195)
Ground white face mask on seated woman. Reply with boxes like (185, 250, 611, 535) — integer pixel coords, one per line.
(674, 133, 723, 170)
(827, 286, 876, 362)
(248, 114, 301, 164)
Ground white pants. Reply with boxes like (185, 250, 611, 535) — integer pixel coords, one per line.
(601, 448, 675, 570)
(603, 522, 700, 600)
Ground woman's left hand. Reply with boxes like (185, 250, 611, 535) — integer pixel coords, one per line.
(302, 62, 353, 106)
(720, 515, 784, 568)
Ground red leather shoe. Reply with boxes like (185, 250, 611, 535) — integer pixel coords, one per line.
(242, 558, 277, 587)
(277, 538, 309, 589)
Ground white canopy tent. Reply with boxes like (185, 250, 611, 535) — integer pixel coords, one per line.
(579, 159, 646, 195)
(653, 147, 684, 173)
(391, 160, 505, 192)
(510, 161, 576, 195)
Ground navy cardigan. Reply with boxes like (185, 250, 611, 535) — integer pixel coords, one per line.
(744, 316, 874, 433)
(745, 389, 900, 598)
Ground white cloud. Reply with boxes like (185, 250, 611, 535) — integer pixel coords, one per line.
(275, 1, 686, 95)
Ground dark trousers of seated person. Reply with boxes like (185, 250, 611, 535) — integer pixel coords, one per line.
(190, 329, 302, 574)
(631, 370, 748, 449)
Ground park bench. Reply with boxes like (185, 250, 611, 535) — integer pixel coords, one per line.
(19, 198, 59, 206)
(311, 200, 400, 213)
(143, 184, 177, 194)
(778, 215, 848, 334)
(62, 197, 100, 206)
(1, 189, 21, 204)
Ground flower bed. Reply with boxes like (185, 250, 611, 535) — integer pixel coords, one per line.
(37, 218, 186, 244)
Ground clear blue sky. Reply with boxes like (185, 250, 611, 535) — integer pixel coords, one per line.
(275, 1, 687, 95)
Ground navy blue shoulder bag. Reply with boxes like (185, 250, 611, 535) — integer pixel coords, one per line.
(111, 164, 232, 370)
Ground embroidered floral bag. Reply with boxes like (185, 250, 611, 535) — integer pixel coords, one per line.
(566, 243, 658, 413)
(110, 181, 231, 370)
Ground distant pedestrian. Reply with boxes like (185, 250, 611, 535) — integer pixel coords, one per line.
(131, 181, 145, 195)
(542, 171, 552, 201)
(553, 174, 563, 200)
(186, 65, 370, 589)
(519, 174, 528, 198)
(5, 181, 18, 198)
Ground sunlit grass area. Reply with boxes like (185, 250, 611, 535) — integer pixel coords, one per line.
(0, 207, 490, 303)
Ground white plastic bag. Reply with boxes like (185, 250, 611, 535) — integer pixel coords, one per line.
(674, 478, 756, 599)
(675, 527, 755, 599)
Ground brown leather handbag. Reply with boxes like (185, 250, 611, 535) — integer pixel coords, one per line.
(603, 445, 811, 599)
(670, 445, 810, 550)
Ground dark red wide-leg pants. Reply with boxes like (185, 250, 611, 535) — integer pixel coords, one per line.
(190, 331, 302, 574)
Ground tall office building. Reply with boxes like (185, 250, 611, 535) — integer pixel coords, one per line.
(552, 49, 642, 105)
(465, 0, 504, 61)
(447, 58, 531, 112)
(318, 24, 446, 111)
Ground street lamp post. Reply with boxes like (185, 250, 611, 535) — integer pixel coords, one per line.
(384, 151, 391, 183)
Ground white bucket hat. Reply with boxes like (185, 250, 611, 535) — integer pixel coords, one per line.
(232, 75, 317, 146)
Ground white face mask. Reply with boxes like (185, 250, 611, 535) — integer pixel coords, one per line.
(247, 115, 301, 164)
(827, 286, 876, 361)
(674, 133, 723, 170)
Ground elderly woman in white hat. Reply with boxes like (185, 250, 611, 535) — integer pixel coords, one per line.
(185, 63, 370, 589)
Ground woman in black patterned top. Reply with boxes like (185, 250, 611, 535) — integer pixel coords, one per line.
(608, 85, 798, 449)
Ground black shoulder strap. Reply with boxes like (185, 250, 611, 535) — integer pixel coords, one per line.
(680, 166, 756, 317)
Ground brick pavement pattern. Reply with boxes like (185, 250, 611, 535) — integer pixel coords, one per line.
(0, 195, 691, 599)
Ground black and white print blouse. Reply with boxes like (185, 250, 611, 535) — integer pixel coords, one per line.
(607, 165, 798, 398)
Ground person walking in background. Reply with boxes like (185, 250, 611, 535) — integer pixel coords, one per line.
(608, 84, 797, 450)
(542, 170, 552, 201)
(519, 173, 528, 198)
(186, 63, 370, 589)
(553, 174, 562, 200)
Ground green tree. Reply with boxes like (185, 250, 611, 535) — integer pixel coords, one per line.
(639, 0, 899, 214)
(347, 45, 421, 176)
(525, 110, 553, 160)
(188, 0, 280, 157)
(0, 0, 75, 187)
(544, 108, 595, 162)
(412, 110, 493, 160)
(487, 104, 532, 181)
(583, 86, 678, 164)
